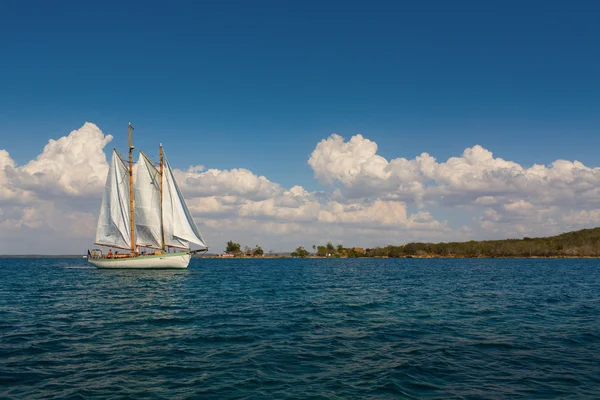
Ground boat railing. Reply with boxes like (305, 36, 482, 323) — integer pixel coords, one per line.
(89, 249, 103, 259)
(88, 248, 185, 260)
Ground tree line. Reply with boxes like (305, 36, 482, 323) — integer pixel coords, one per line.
(291, 242, 365, 258)
(225, 240, 265, 256)
(224, 228, 600, 258)
(364, 228, 600, 258)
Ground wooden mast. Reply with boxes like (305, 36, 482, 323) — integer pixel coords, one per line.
(128, 123, 135, 256)
(159, 143, 165, 251)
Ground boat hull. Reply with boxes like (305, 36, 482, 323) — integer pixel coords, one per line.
(88, 252, 191, 269)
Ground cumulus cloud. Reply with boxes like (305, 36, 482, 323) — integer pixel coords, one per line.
(16, 123, 112, 197)
(308, 134, 426, 201)
(309, 134, 600, 207)
(308, 134, 391, 185)
(0, 123, 113, 253)
(308, 133, 600, 238)
(0, 150, 16, 182)
(0, 150, 21, 201)
(174, 167, 281, 200)
(2, 123, 449, 254)
(563, 209, 600, 227)
(474, 196, 498, 205)
(2, 123, 600, 253)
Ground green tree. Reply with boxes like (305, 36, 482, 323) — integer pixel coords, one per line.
(225, 240, 241, 254)
(254, 245, 264, 256)
(326, 242, 335, 252)
(317, 246, 327, 257)
(294, 246, 310, 258)
(337, 244, 344, 252)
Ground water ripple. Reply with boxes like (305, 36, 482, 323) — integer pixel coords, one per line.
(1, 258, 599, 398)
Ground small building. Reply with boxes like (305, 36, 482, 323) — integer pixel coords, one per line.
(352, 247, 365, 254)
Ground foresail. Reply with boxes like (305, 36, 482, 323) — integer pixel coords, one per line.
(134, 153, 162, 248)
(162, 153, 208, 249)
(95, 150, 132, 249)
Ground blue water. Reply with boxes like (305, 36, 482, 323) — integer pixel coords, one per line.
(1, 258, 599, 399)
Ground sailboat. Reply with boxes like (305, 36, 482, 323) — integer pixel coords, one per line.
(87, 124, 208, 269)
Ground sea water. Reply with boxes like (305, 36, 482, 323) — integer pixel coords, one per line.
(1, 258, 599, 399)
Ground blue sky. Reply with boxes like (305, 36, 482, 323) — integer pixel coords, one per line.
(2, 0, 599, 190)
(1, 1, 600, 253)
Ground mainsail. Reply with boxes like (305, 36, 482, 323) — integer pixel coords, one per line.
(162, 153, 208, 249)
(95, 150, 132, 249)
(134, 153, 162, 249)
(95, 148, 207, 251)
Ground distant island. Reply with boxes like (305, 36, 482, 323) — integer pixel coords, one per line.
(213, 227, 600, 259)
(362, 227, 600, 258)
(0, 254, 85, 258)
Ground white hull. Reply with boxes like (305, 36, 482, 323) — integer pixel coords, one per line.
(88, 252, 191, 269)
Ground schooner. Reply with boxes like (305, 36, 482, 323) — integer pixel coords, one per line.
(87, 124, 208, 269)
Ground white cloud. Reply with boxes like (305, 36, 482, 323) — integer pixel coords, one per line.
(0, 150, 20, 200)
(2, 124, 600, 253)
(0, 150, 16, 182)
(16, 122, 112, 197)
(318, 200, 407, 225)
(309, 134, 600, 210)
(308, 133, 600, 238)
(308, 134, 426, 201)
(503, 200, 535, 215)
(563, 209, 600, 227)
(474, 196, 497, 205)
(2, 124, 449, 253)
(308, 134, 393, 185)
(174, 167, 281, 200)
(238, 194, 321, 222)
(316, 200, 443, 230)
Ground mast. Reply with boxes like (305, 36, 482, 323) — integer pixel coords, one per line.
(159, 143, 165, 251)
(128, 123, 135, 256)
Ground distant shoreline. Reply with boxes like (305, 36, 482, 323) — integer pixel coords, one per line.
(3, 255, 599, 259)
(203, 255, 600, 259)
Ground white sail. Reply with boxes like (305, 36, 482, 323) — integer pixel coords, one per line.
(162, 153, 208, 249)
(95, 150, 132, 249)
(134, 153, 162, 248)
